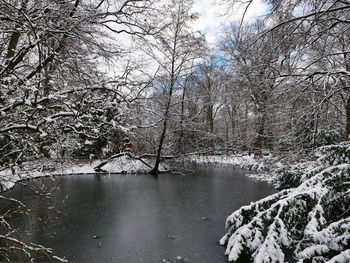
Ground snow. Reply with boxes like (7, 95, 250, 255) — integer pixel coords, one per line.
(186, 154, 267, 171)
(99, 155, 151, 173)
(186, 153, 284, 184)
(0, 155, 167, 192)
(325, 250, 350, 263)
(199, 143, 350, 262)
(84, 139, 93, 145)
(219, 149, 350, 263)
(44, 117, 54, 123)
(117, 125, 130, 133)
(40, 132, 48, 137)
(0, 161, 97, 192)
(98, 155, 168, 173)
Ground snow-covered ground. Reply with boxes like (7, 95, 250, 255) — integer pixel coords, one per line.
(185, 154, 267, 171)
(185, 153, 286, 184)
(0, 154, 167, 192)
(0, 151, 281, 193)
(0, 160, 96, 192)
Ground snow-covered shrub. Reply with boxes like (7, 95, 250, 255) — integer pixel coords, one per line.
(292, 123, 345, 152)
(221, 142, 350, 262)
(274, 141, 350, 189)
(316, 125, 345, 146)
(316, 141, 350, 166)
(274, 161, 321, 189)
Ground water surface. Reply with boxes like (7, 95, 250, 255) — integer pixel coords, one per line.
(5, 164, 276, 263)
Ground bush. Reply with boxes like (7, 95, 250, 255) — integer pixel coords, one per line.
(220, 142, 350, 263)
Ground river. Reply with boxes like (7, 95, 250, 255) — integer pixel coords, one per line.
(3, 164, 276, 263)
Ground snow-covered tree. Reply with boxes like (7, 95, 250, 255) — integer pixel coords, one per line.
(0, 0, 159, 260)
(139, 0, 205, 174)
(0, 0, 159, 164)
(221, 142, 350, 262)
(220, 22, 295, 153)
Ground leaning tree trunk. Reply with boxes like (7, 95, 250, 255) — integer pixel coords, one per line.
(151, 70, 176, 175)
(151, 104, 170, 175)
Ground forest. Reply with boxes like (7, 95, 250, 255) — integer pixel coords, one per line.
(0, 0, 349, 262)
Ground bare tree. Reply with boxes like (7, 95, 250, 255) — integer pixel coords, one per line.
(140, 0, 204, 174)
(220, 23, 294, 153)
(227, 0, 350, 146)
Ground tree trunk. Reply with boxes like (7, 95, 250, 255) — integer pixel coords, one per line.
(345, 54, 350, 140)
(207, 105, 214, 134)
(253, 108, 266, 155)
(151, 37, 177, 175)
(177, 80, 187, 152)
(346, 95, 350, 140)
(240, 104, 248, 151)
(5, 32, 21, 65)
(151, 111, 169, 175)
(207, 104, 214, 149)
(4, 0, 29, 65)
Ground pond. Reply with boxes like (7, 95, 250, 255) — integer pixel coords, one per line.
(3, 164, 276, 263)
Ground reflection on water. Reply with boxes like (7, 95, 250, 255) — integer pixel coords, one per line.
(4, 164, 276, 263)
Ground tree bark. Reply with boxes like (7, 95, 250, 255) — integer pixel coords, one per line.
(345, 53, 350, 140)
(151, 87, 174, 175)
(346, 96, 350, 140)
(5, 32, 21, 64)
(151, 30, 178, 175)
(177, 81, 187, 152)
(253, 108, 266, 155)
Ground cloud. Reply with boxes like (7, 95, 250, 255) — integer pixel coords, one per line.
(192, 0, 269, 46)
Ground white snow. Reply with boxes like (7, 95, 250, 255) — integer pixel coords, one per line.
(220, 157, 350, 263)
(0, 155, 166, 192)
(99, 155, 168, 174)
(0, 161, 97, 192)
(325, 250, 350, 263)
(84, 139, 93, 145)
(186, 154, 267, 171)
(99, 155, 151, 173)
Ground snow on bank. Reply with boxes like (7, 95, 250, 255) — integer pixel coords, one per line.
(0, 154, 166, 192)
(186, 154, 266, 171)
(0, 160, 98, 192)
(185, 153, 283, 184)
(0, 152, 275, 192)
(96, 155, 168, 174)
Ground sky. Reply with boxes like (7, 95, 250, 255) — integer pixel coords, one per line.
(192, 0, 269, 46)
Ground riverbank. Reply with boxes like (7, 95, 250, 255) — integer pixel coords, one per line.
(0, 150, 309, 193)
(0, 154, 168, 192)
(184, 152, 303, 184)
(1, 151, 282, 192)
(0, 159, 98, 192)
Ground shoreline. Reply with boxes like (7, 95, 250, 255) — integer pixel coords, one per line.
(0, 152, 285, 193)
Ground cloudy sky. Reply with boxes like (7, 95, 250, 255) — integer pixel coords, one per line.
(192, 0, 269, 45)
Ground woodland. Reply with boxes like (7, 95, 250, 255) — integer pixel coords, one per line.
(0, 0, 350, 262)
